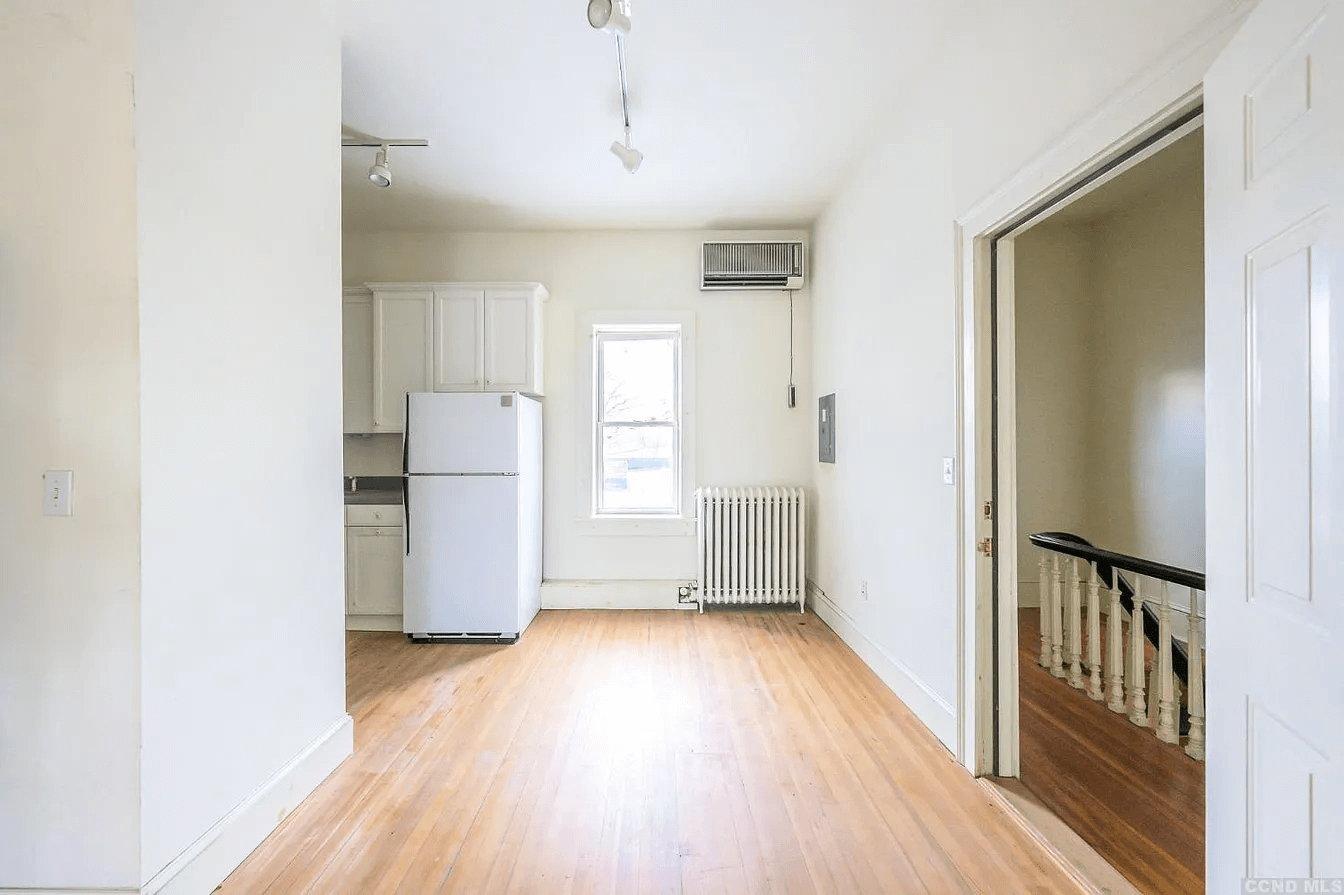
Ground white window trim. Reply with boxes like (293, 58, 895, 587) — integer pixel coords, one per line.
(575, 310, 696, 536)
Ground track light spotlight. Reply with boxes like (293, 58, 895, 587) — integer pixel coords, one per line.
(587, 0, 631, 35)
(610, 126, 643, 174)
(368, 146, 392, 188)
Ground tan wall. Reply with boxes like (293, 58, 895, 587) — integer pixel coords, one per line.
(1013, 223, 1096, 603)
(1013, 139, 1205, 606)
(1087, 173, 1206, 573)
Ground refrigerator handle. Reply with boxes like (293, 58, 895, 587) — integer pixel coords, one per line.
(403, 392, 411, 556)
(402, 392, 410, 476)
(402, 474, 411, 556)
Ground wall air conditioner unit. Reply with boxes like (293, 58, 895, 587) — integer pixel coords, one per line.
(701, 241, 805, 291)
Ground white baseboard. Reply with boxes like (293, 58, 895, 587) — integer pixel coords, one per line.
(346, 613, 402, 632)
(0, 881, 136, 886)
(541, 579, 695, 610)
(139, 714, 354, 895)
(0, 889, 136, 894)
(1016, 581, 1041, 608)
(807, 582, 958, 751)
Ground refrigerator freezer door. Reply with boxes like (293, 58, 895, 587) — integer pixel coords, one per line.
(403, 475, 520, 636)
(406, 392, 519, 475)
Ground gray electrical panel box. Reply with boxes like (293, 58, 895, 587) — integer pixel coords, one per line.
(818, 393, 836, 463)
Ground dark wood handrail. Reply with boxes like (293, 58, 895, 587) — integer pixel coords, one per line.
(1028, 531, 1204, 724)
(1028, 533, 1206, 591)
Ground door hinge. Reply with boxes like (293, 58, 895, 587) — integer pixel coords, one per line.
(978, 537, 994, 558)
(982, 501, 994, 521)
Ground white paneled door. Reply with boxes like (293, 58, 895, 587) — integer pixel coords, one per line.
(1205, 0, 1343, 888)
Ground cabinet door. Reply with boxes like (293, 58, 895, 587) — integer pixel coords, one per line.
(345, 525, 404, 616)
(373, 290, 434, 431)
(342, 291, 375, 433)
(433, 287, 485, 391)
(484, 287, 537, 393)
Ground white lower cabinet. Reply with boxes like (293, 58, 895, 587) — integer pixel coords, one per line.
(345, 506, 404, 630)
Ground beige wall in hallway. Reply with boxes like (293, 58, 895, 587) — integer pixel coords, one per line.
(1014, 135, 1205, 604)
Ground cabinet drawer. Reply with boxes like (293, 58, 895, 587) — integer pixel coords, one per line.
(346, 505, 404, 526)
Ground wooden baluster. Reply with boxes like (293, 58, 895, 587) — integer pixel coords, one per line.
(1127, 576, 1148, 727)
(1086, 563, 1103, 700)
(1155, 582, 1179, 743)
(1038, 554, 1051, 668)
(1106, 568, 1126, 712)
(1067, 558, 1084, 688)
(1050, 555, 1065, 678)
(1185, 587, 1206, 760)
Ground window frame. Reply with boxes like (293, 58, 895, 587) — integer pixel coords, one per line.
(593, 327, 683, 517)
(575, 310, 696, 535)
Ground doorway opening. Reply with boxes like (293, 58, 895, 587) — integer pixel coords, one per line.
(1005, 126, 1207, 894)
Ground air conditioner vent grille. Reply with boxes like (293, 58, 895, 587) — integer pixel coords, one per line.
(701, 241, 805, 291)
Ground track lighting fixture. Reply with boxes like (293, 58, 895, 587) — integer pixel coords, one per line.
(368, 146, 392, 188)
(587, 0, 630, 35)
(610, 126, 643, 174)
(339, 128, 429, 189)
(589, 0, 643, 173)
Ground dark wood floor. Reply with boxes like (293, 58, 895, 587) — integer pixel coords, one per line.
(1017, 608, 1204, 895)
(223, 609, 1084, 893)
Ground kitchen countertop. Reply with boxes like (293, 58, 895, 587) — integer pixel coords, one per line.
(345, 489, 402, 505)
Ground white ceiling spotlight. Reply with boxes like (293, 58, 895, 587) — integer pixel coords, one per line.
(368, 146, 392, 187)
(340, 128, 429, 189)
(586, 0, 630, 35)
(589, 0, 642, 174)
(611, 126, 643, 173)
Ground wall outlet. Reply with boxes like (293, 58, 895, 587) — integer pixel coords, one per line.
(860, 580, 868, 601)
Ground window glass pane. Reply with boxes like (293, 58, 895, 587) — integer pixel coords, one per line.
(602, 336, 674, 422)
(601, 425, 676, 510)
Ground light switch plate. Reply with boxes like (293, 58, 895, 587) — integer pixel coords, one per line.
(942, 457, 956, 485)
(44, 470, 73, 516)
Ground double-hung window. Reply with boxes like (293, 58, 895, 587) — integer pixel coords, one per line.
(594, 327, 681, 515)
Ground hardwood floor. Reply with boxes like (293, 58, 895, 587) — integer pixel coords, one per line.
(1017, 608, 1204, 895)
(223, 609, 1084, 894)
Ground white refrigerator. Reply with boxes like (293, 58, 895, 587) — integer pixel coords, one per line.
(401, 391, 542, 643)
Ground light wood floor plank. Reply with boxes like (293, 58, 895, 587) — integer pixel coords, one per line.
(221, 609, 1083, 894)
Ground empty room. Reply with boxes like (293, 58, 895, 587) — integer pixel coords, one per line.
(2, 1, 1340, 894)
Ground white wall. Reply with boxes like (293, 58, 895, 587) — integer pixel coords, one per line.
(0, 3, 143, 887)
(343, 230, 813, 585)
(1087, 171, 1205, 572)
(1013, 222, 1095, 600)
(134, 0, 348, 884)
(809, 0, 1232, 748)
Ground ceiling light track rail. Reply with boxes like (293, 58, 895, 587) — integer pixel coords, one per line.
(339, 138, 430, 148)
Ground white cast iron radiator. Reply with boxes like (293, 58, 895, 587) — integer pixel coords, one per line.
(695, 487, 806, 612)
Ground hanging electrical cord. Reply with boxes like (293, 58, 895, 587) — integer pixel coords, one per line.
(787, 290, 797, 408)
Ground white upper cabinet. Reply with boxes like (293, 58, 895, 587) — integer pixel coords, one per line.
(342, 288, 375, 434)
(430, 282, 546, 395)
(357, 283, 546, 431)
(484, 285, 543, 393)
(371, 287, 434, 432)
(433, 286, 486, 391)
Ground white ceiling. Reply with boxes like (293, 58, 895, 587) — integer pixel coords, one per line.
(340, 0, 953, 232)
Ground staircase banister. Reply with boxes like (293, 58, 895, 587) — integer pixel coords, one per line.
(1028, 532, 1206, 591)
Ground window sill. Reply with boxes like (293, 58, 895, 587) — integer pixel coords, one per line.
(574, 516, 697, 537)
